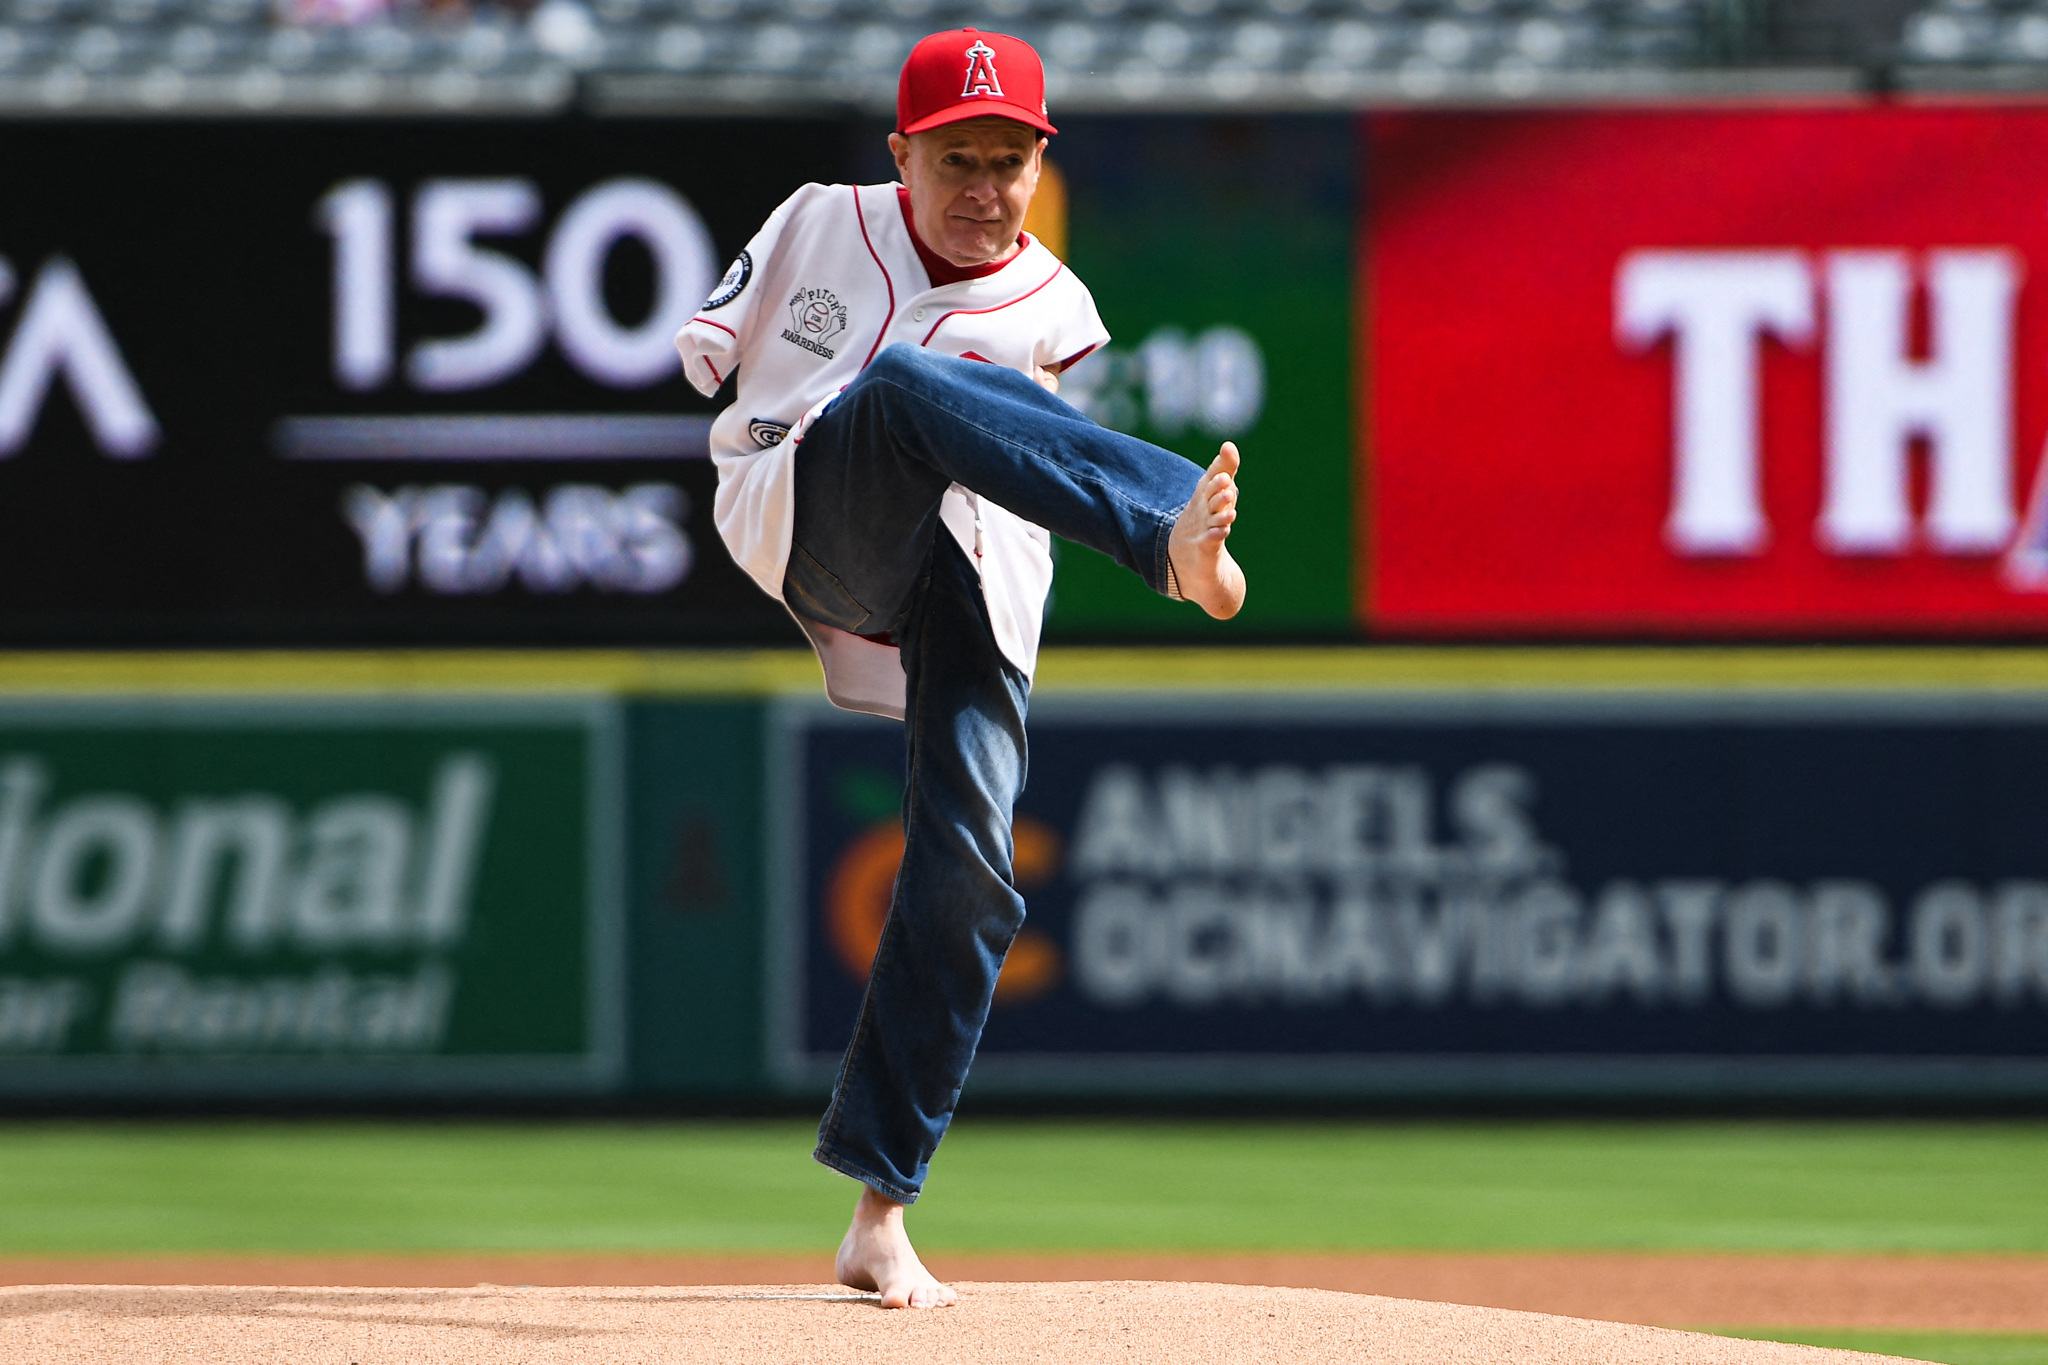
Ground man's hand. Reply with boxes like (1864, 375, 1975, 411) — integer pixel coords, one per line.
(1034, 365, 1060, 394)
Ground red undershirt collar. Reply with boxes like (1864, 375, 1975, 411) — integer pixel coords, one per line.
(896, 186, 1026, 287)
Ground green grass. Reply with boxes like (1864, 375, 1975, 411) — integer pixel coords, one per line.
(1711, 1329, 2048, 1365)
(0, 1119, 2044, 1255)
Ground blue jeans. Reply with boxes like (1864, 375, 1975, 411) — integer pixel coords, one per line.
(792, 344, 1203, 1203)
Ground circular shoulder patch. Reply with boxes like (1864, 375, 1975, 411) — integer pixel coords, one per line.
(703, 250, 752, 310)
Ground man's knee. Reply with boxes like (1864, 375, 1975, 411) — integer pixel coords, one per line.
(864, 343, 1017, 401)
(864, 342, 945, 389)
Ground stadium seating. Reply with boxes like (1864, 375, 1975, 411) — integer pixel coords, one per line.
(1898, 0, 2048, 86)
(13, 0, 2010, 114)
(599, 0, 1725, 112)
(0, 0, 1738, 112)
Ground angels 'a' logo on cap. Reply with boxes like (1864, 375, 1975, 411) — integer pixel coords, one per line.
(962, 38, 1003, 98)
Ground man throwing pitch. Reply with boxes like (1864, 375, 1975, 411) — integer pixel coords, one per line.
(675, 29, 1246, 1309)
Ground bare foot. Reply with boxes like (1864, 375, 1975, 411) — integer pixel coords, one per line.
(834, 1187, 958, 1310)
(1168, 442, 1247, 619)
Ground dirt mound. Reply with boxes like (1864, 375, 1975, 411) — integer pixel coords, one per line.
(7, 1251, 2040, 1331)
(0, 1281, 1923, 1364)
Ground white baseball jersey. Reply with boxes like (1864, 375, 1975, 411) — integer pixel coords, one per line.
(674, 181, 1109, 719)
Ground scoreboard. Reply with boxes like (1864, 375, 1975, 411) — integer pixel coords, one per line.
(0, 119, 833, 644)
(0, 112, 1354, 646)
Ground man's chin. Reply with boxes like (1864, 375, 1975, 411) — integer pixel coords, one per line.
(942, 238, 1007, 267)
(940, 224, 1011, 255)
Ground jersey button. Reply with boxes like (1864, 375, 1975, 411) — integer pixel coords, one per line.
(913, 307, 927, 322)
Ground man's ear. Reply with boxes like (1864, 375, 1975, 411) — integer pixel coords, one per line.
(888, 132, 913, 178)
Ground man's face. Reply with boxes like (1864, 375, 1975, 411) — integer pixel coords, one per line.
(889, 118, 1046, 268)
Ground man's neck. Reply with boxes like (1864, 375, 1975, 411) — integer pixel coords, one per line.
(896, 187, 1024, 287)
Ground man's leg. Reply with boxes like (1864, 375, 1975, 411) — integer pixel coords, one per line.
(786, 343, 1243, 630)
(788, 345, 1244, 1308)
(812, 531, 1028, 1307)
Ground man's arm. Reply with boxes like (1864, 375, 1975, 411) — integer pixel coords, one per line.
(674, 185, 815, 396)
(1034, 339, 1105, 394)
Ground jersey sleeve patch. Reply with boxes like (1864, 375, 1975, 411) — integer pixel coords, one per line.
(703, 249, 752, 310)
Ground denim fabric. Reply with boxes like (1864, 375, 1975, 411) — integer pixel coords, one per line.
(794, 344, 1206, 1203)
(784, 344, 1202, 635)
(811, 531, 1029, 1204)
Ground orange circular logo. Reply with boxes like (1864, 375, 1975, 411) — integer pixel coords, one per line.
(823, 816, 1065, 1004)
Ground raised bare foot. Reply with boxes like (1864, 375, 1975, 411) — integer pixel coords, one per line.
(1168, 442, 1247, 619)
(834, 1187, 958, 1310)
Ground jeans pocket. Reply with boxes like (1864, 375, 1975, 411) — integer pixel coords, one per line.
(784, 540, 874, 633)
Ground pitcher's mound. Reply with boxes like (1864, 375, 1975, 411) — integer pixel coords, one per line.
(2, 1281, 1920, 1363)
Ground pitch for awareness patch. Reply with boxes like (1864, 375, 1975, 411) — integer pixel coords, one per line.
(781, 286, 848, 360)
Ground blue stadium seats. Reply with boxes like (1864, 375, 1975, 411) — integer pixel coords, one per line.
(0, 0, 1752, 112)
(1898, 0, 2048, 87)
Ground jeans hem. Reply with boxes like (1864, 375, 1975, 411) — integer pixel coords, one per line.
(1152, 504, 1184, 598)
(813, 1142, 920, 1205)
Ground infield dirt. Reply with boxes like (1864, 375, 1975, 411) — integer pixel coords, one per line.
(0, 1281, 1936, 1364)
(3, 1251, 2041, 1333)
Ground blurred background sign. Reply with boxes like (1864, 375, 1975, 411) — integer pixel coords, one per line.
(0, 120, 830, 645)
(1368, 107, 2048, 638)
(1042, 114, 1355, 639)
(784, 693, 2048, 1097)
(0, 114, 1355, 644)
(0, 698, 620, 1093)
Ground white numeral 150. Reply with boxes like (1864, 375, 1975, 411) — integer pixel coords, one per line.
(317, 176, 716, 393)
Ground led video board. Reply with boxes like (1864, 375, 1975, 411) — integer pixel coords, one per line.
(0, 120, 834, 644)
(1366, 106, 2048, 637)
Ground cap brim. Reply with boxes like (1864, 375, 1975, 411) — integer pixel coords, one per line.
(901, 100, 1056, 137)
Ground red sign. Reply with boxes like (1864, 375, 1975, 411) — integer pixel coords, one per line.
(1365, 107, 2048, 635)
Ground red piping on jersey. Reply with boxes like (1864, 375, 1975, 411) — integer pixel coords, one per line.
(919, 264, 1067, 346)
(852, 186, 896, 370)
(702, 356, 724, 386)
(689, 315, 737, 339)
(962, 344, 1088, 371)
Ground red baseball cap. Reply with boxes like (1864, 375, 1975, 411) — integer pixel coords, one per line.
(896, 28, 1056, 138)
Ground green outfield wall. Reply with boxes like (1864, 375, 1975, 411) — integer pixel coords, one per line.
(625, 699, 770, 1096)
(0, 696, 623, 1095)
(1, 648, 2048, 1104)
